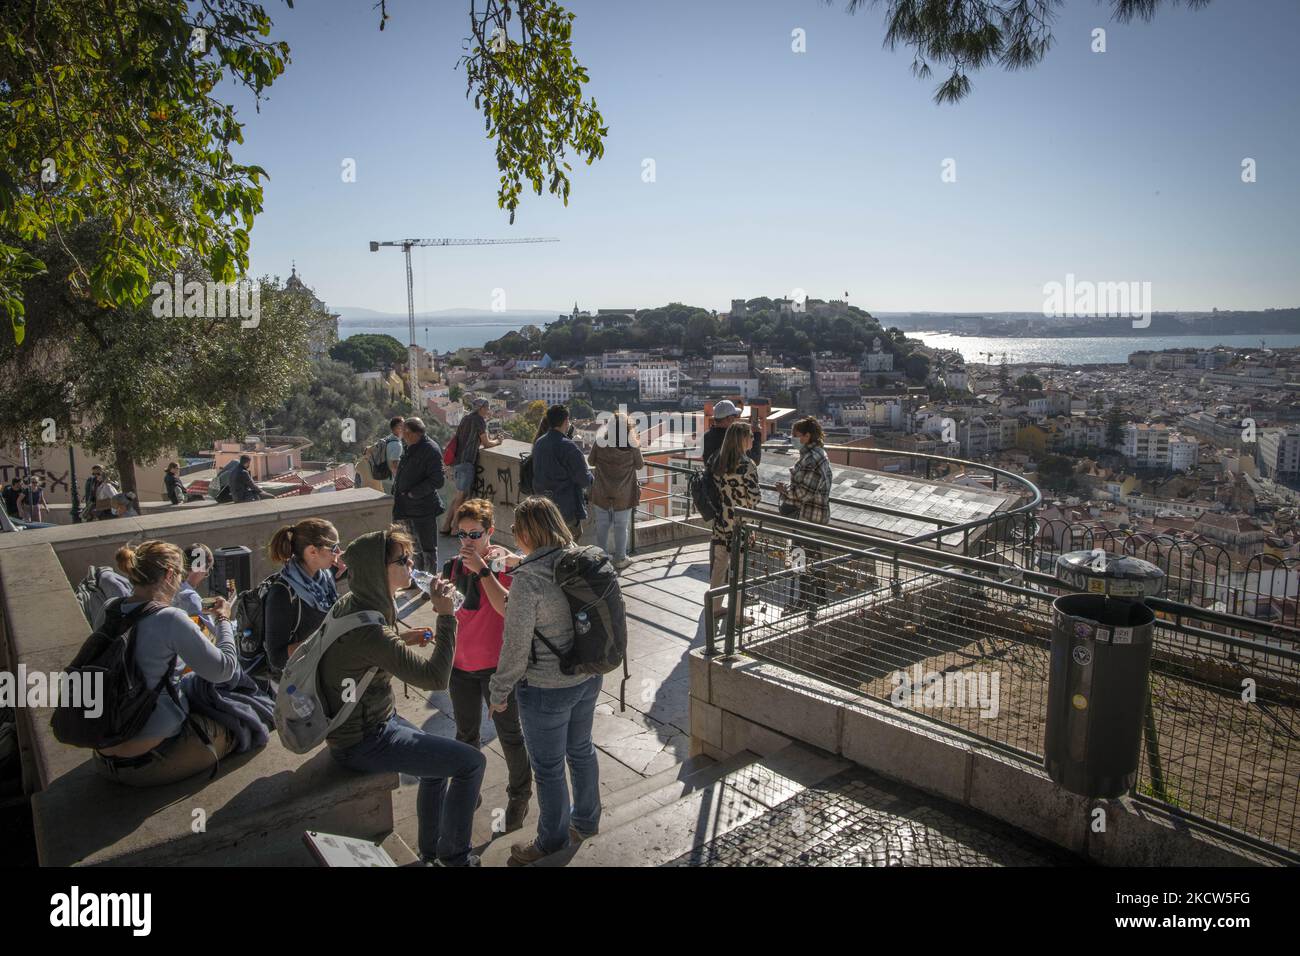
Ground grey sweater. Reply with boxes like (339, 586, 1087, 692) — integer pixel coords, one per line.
(490, 546, 594, 706)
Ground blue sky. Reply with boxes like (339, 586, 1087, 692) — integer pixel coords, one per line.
(234, 0, 1300, 316)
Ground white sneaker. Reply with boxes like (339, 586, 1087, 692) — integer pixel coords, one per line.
(613, 557, 633, 571)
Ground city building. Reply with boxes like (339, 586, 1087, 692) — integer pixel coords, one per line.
(639, 360, 681, 401)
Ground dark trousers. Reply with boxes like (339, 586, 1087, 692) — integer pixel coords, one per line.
(401, 515, 439, 573)
(330, 714, 485, 865)
(448, 666, 533, 802)
(791, 538, 827, 610)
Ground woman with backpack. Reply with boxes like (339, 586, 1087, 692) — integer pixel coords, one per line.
(775, 416, 834, 615)
(263, 518, 347, 679)
(709, 421, 760, 623)
(588, 410, 645, 571)
(91, 541, 239, 787)
(489, 496, 602, 865)
(321, 525, 486, 867)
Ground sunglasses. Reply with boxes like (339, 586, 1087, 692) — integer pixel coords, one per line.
(389, 553, 414, 567)
(455, 529, 487, 540)
(316, 542, 342, 554)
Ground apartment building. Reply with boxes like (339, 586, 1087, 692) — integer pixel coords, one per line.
(639, 360, 681, 401)
(521, 368, 579, 405)
(1258, 427, 1300, 478)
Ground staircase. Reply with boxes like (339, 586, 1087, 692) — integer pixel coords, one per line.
(478, 743, 850, 867)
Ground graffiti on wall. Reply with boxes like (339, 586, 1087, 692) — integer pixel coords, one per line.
(0, 463, 70, 493)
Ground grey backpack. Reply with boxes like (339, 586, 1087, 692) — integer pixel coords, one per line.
(274, 608, 387, 754)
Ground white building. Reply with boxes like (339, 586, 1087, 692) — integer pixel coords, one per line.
(1258, 427, 1300, 478)
(711, 354, 750, 376)
(1169, 433, 1200, 472)
(639, 360, 681, 401)
(522, 370, 578, 405)
(1123, 423, 1172, 469)
(863, 350, 894, 373)
(708, 375, 760, 399)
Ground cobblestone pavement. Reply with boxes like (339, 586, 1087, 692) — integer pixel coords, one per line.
(667, 766, 1084, 867)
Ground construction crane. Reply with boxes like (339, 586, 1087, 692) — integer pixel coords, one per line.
(368, 237, 559, 410)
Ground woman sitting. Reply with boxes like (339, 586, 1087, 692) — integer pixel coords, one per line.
(263, 518, 347, 679)
(93, 542, 239, 787)
(321, 525, 486, 867)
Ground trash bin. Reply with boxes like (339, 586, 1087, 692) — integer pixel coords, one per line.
(1044, 551, 1166, 799)
(210, 545, 252, 598)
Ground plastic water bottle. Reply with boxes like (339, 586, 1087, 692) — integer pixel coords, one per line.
(410, 568, 435, 594)
(575, 611, 591, 636)
(285, 685, 315, 720)
(489, 554, 508, 574)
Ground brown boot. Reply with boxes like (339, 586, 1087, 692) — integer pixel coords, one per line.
(505, 797, 530, 833)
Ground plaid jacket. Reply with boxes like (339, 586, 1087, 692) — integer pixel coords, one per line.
(785, 444, 832, 525)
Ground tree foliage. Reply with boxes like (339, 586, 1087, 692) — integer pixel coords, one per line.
(0, 222, 313, 494)
(0, 0, 290, 342)
(329, 333, 407, 372)
(836, 0, 1211, 103)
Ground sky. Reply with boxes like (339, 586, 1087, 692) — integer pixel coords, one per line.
(233, 0, 1300, 317)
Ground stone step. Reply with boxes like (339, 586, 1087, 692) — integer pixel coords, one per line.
(483, 743, 849, 867)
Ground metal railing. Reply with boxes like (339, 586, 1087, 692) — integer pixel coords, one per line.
(708, 507, 1300, 860)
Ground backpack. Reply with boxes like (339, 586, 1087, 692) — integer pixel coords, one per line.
(230, 572, 297, 674)
(519, 453, 535, 495)
(531, 546, 630, 710)
(442, 433, 459, 467)
(75, 566, 125, 632)
(274, 608, 388, 754)
(369, 436, 396, 482)
(50, 600, 171, 749)
(689, 454, 723, 523)
(207, 461, 238, 501)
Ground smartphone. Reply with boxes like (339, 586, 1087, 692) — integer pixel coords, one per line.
(201, 596, 220, 610)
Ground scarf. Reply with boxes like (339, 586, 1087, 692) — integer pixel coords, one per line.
(280, 557, 339, 613)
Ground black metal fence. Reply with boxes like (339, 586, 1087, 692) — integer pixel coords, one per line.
(707, 509, 1300, 860)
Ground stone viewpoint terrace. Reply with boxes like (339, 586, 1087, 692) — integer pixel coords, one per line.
(0, 442, 1293, 866)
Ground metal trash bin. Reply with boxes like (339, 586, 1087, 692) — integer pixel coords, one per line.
(210, 545, 252, 598)
(1044, 551, 1166, 799)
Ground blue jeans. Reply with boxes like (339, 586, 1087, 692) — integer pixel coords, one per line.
(516, 677, 602, 853)
(593, 506, 633, 562)
(330, 714, 485, 865)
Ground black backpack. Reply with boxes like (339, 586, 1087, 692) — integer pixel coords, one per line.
(230, 572, 297, 674)
(50, 600, 171, 749)
(531, 546, 630, 709)
(518, 452, 535, 496)
(689, 454, 723, 523)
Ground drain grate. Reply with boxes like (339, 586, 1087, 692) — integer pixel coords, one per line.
(665, 769, 1082, 867)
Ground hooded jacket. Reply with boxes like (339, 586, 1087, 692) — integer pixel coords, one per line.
(588, 442, 644, 512)
(317, 529, 457, 750)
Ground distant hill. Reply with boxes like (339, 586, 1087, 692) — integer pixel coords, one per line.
(336, 306, 563, 326)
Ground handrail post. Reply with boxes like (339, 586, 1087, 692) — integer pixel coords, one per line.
(725, 520, 743, 657)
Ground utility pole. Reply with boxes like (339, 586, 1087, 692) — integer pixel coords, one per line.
(368, 237, 559, 411)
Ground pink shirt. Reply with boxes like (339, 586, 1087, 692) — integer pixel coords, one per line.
(449, 561, 513, 672)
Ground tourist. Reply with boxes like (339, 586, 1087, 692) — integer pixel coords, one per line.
(530, 404, 593, 540)
(701, 399, 762, 466)
(489, 496, 601, 864)
(164, 462, 190, 505)
(391, 416, 445, 573)
(232, 455, 271, 502)
(443, 498, 532, 832)
(710, 421, 760, 623)
(83, 465, 106, 520)
(173, 543, 216, 634)
(2, 477, 21, 518)
(775, 417, 834, 614)
(588, 410, 644, 570)
(323, 525, 486, 867)
(264, 518, 347, 679)
(380, 416, 405, 495)
(91, 541, 239, 787)
(109, 490, 140, 518)
(442, 398, 502, 536)
(21, 476, 48, 523)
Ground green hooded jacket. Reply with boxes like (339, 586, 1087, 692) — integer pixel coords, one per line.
(318, 528, 456, 750)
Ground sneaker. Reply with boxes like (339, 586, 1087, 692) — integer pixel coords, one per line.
(430, 853, 481, 867)
(613, 556, 633, 571)
(505, 797, 530, 833)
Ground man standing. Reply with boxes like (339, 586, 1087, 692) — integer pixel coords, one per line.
(2, 477, 21, 518)
(232, 455, 272, 502)
(84, 465, 112, 520)
(380, 416, 405, 495)
(442, 398, 502, 535)
(530, 404, 593, 540)
(701, 400, 762, 466)
(392, 416, 445, 572)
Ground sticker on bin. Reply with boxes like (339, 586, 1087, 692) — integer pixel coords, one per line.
(1072, 646, 1093, 666)
(1112, 626, 1133, 645)
(1095, 627, 1111, 643)
(1087, 579, 1106, 594)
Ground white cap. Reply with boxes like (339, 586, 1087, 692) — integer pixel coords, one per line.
(712, 400, 739, 419)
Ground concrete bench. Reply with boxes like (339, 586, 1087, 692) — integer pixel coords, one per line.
(0, 513, 401, 867)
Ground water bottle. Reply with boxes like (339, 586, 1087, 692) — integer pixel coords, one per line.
(410, 568, 436, 594)
(285, 685, 315, 720)
(575, 611, 591, 636)
(489, 554, 508, 574)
